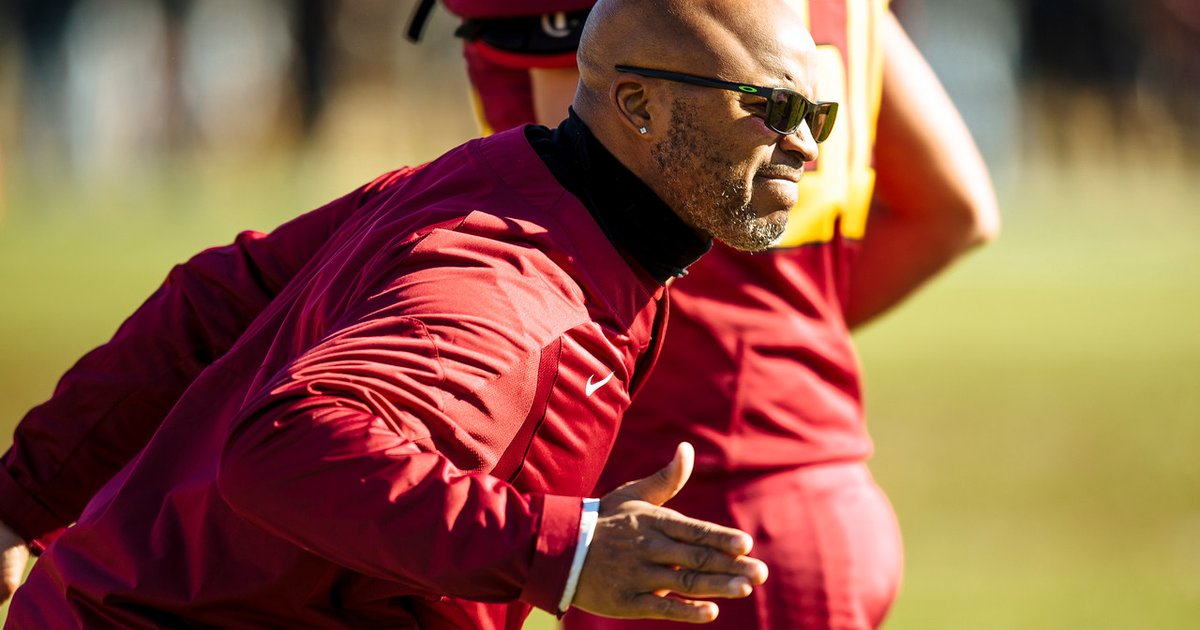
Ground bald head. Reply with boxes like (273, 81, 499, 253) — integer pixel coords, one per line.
(570, 0, 822, 252)
(574, 0, 816, 116)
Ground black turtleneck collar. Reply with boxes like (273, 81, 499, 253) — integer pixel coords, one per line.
(525, 109, 712, 284)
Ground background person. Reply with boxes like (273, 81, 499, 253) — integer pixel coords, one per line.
(440, 0, 1001, 627)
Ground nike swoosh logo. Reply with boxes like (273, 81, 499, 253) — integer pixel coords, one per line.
(585, 371, 615, 397)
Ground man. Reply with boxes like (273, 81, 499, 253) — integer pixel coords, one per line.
(442, 0, 1000, 627)
(0, 0, 833, 626)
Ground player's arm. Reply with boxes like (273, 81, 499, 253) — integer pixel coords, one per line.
(220, 406, 761, 620)
(216, 242, 765, 621)
(843, 11, 1000, 328)
(448, 2, 585, 131)
(0, 179, 386, 555)
(530, 66, 581, 126)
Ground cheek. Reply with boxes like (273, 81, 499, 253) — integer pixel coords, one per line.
(738, 117, 783, 165)
(749, 114, 775, 136)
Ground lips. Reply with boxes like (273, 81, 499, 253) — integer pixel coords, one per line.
(755, 167, 804, 183)
(753, 170, 802, 211)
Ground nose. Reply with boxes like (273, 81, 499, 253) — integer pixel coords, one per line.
(779, 121, 819, 163)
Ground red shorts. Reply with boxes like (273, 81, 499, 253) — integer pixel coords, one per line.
(563, 462, 903, 630)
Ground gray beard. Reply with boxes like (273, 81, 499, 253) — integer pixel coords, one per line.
(675, 176, 783, 252)
(650, 101, 787, 252)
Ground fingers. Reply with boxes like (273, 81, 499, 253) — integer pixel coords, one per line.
(652, 510, 755, 558)
(604, 442, 694, 507)
(625, 593, 719, 624)
(644, 537, 769, 588)
(578, 444, 768, 622)
(642, 565, 755, 599)
(667, 442, 695, 496)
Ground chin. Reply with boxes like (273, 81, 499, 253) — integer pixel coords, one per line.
(752, 179, 800, 215)
(764, 206, 791, 224)
(766, 193, 801, 217)
(755, 208, 791, 235)
(719, 214, 788, 252)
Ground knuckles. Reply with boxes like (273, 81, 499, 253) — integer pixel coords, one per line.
(677, 568, 702, 593)
(689, 545, 718, 571)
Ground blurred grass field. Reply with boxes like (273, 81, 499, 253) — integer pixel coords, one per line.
(0, 155, 1197, 628)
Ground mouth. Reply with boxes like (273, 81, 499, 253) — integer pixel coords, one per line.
(751, 169, 802, 213)
(754, 167, 804, 184)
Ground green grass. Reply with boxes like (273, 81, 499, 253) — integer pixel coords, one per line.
(857, 165, 1200, 629)
(2, 159, 1198, 628)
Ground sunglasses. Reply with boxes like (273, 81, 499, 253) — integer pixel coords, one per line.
(614, 65, 838, 142)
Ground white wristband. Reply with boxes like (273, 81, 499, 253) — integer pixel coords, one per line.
(558, 498, 600, 612)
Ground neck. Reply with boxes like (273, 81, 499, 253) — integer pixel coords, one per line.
(524, 110, 711, 283)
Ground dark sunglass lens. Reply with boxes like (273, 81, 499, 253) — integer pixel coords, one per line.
(768, 91, 807, 134)
(808, 110, 830, 143)
(809, 102, 838, 143)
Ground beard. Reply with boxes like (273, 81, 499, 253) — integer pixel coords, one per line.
(650, 102, 787, 252)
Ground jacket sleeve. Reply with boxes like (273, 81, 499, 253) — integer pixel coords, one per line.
(216, 235, 586, 612)
(0, 180, 390, 545)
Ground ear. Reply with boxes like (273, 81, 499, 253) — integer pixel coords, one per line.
(610, 75, 658, 139)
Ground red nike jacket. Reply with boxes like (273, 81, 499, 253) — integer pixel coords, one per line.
(2, 128, 668, 628)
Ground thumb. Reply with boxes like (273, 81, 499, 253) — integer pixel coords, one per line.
(608, 442, 694, 507)
(0, 544, 28, 602)
(0, 524, 29, 603)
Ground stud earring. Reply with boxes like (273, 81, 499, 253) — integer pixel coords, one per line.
(638, 127, 648, 135)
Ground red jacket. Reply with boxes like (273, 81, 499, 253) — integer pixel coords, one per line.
(3, 128, 668, 628)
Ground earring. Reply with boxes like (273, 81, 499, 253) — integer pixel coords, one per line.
(638, 127, 648, 135)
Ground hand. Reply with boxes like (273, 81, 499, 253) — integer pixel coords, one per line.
(572, 443, 768, 623)
(0, 520, 30, 603)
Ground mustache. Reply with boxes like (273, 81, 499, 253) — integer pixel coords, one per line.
(754, 164, 805, 182)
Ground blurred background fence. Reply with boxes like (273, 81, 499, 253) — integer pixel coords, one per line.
(2, 0, 1198, 189)
(0, 0, 1197, 627)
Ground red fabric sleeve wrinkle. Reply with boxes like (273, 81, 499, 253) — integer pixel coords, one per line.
(0, 173, 413, 544)
(217, 229, 590, 610)
(222, 295, 585, 604)
(217, 402, 580, 608)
